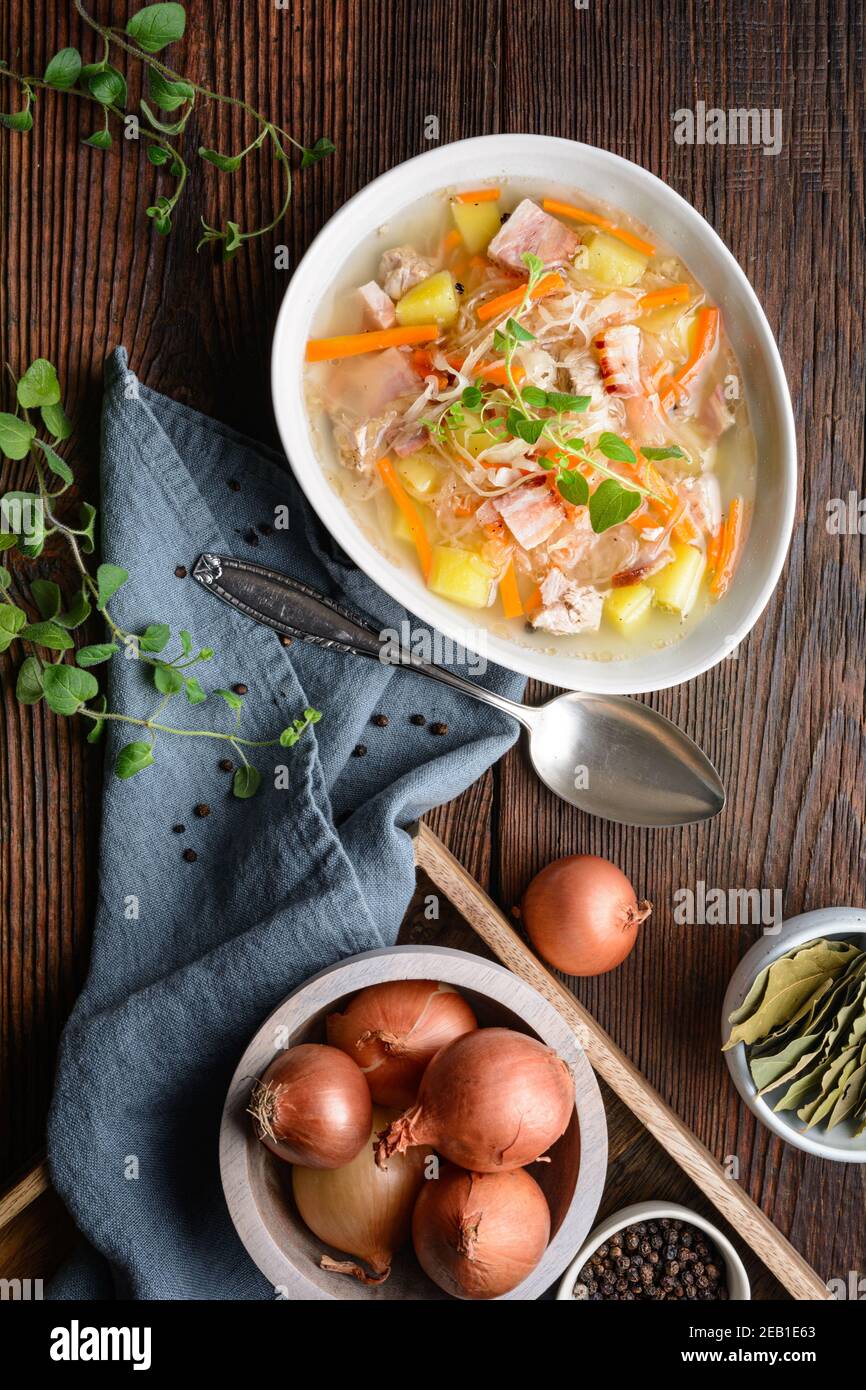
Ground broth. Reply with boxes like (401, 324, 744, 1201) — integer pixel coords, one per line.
(304, 180, 756, 661)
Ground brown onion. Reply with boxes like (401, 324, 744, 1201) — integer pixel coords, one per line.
(249, 1043, 371, 1169)
(326, 980, 478, 1107)
(413, 1164, 551, 1299)
(375, 1027, 574, 1172)
(523, 854, 652, 976)
(293, 1107, 432, 1284)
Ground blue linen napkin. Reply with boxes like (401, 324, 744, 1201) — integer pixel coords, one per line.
(46, 347, 525, 1300)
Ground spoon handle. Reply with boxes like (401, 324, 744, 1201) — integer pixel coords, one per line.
(192, 553, 532, 726)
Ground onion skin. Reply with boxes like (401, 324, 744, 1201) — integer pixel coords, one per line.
(522, 854, 652, 977)
(249, 1043, 372, 1169)
(293, 1108, 431, 1284)
(413, 1165, 551, 1299)
(326, 980, 478, 1108)
(375, 1027, 574, 1172)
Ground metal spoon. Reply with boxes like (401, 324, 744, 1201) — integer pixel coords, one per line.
(193, 553, 725, 827)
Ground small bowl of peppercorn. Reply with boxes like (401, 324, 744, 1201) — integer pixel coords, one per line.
(555, 1201, 750, 1302)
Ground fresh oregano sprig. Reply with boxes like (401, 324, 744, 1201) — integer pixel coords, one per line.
(0, 2, 334, 259)
(0, 359, 321, 798)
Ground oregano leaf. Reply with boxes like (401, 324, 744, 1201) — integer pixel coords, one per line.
(0, 604, 27, 652)
(83, 128, 113, 151)
(35, 438, 73, 485)
(232, 765, 262, 799)
(43, 48, 82, 90)
(17, 359, 61, 409)
(126, 3, 186, 54)
(30, 578, 61, 620)
(96, 562, 129, 609)
(147, 68, 195, 112)
(16, 655, 44, 704)
(184, 675, 206, 705)
(85, 694, 107, 743)
(86, 66, 126, 107)
(214, 687, 243, 711)
(556, 469, 589, 507)
(0, 413, 37, 460)
(115, 741, 155, 779)
(138, 623, 170, 653)
(300, 136, 336, 169)
(597, 432, 637, 464)
(198, 145, 243, 172)
(41, 401, 73, 440)
(76, 642, 118, 667)
(588, 479, 642, 534)
(55, 588, 91, 629)
(42, 663, 99, 714)
(20, 620, 74, 650)
(78, 503, 97, 553)
(153, 663, 183, 694)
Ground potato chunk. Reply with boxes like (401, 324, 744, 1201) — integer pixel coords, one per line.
(649, 541, 707, 617)
(427, 545, 495, 608)
(396, 271, 458, 327)
(396, 452, 441, 496)
(586, 232, 649, 287)
(451, 199, 502, 255)
(605, 582, 653, 631)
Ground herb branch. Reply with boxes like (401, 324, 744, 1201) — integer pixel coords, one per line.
(0, 2, 335, 258)
(0, 359, 321, 798)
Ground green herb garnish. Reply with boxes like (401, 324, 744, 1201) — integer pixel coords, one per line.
(0, 358, 321, 797)
(0, 2, 334, 259)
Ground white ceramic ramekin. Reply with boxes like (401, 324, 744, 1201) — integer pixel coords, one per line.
(556, 1200, 751, 1300)
(722, 907, 866, 1163)
(272, 135, 796, 694)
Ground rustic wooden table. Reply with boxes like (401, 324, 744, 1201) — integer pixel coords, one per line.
(1, 0, 863, 1286)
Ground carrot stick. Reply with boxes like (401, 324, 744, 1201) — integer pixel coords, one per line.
(442, 228, 462, 255)
(447, 354, 526, 387)
(499, 562, 524, 618)
(525, 584, 543, 612)
(306, 325, 438, 362)
(673, 510, 704, 546)
(660, 306, 720, 408)
(542, 198, 656, 257)
(453, 188, 501, 203)
(476, 272, 566, 323)
(638, 283, 690, 311)
(710, 496, 745, 598)
(377, 457, 433, 581)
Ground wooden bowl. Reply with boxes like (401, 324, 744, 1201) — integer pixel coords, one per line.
(220, 945, 608, 1300)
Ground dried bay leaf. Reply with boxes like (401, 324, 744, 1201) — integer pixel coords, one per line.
(752, 1033, 821, 1093)
(827, 1059, 866, 1130)
(788, 1044, 858, 1118)
(801, 1054, 861, 1130)
(723, 940, 862, 1051)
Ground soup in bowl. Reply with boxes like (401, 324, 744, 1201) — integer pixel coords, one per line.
(273, 137, 796, 693)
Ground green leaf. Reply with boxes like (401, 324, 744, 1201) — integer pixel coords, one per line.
(279, 707, 322, 746)
(460, 385, 483, 410)
(0, 604, 27, 652)
(547, 391, 590, 415)
(0, 534, 17, 553)
(83, 128, 113, 150)
(184, 675, 206, 705)
(198, 647, 214, 660)
(96, 562, 129, 610)
(300, 136, 336, 169)
(513, 417, 545, 446)
(17, 359, 61, 409)
(153, 662, 183, 694)
(76, 642, 118, 667)
(198, 145, 243, 172)
(85, 694, 107, 742)
(147, 67, 195, 111)
(179, 629, 192, 655)
(140, 98, 191, 136)
(138, 623, 170, 653)
(147, 145, 171, 166)
(638, 445, 686, 461)
(214, 688, 243, 711)
(232, 765, 262, 799)
(78, 503, 97, 553)
(505, 316, 534, 343)
(21, 620, 74, 650)
(0, 566, 10, 589)
(597, 432, 637, 464)
(41, 663, 98, 714)
(55, 587, 91, 629)
(223, 220, 242, 258)
(521, 252, 544, 279)
(521, 385, 548, 409)
(35, 438, 74, 486)
(556, 470, 589, 507)
(40, 401, 73, 440)
(30, 578, 61, 620)
(115, 740, 155, 779)
(43, 47, 82, 90)
(16, 656, 44, 705)
(0, 89, 33, 132)
(589, 479, 642, 534)
(126, 3, 186, 54)
(0, 413, 37, 460)
(86, 65, 126, 106)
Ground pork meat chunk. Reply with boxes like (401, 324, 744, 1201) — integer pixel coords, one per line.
(487, 199, 580, 275)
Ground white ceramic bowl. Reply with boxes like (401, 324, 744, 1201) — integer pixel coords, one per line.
(272, 135, 796, 694)
(556, 1200, 751, 1300)
(722, 908, 866, 1163)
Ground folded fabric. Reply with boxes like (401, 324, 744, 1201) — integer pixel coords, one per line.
(46, 348, 524, 1299)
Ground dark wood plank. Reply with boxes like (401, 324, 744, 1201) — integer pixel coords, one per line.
(1, 0, 863, 1289)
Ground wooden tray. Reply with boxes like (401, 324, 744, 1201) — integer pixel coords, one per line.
(0, 826, 830, 1300)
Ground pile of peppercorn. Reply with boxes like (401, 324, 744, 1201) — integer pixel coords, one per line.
(572, 1217, 729, 1301)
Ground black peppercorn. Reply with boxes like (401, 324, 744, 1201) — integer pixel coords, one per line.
(182, 848, 197, 862)
(172, 824, 185, 834)
(258, 523, 273, 536)
(174, 565, 187, 578)
(244, 528, 259, 546)
(371, 713, 389, 727)
(279, 634, 293, 647)
(233, 683, 248, 695)
(430, 721, 448, 736)
(455, 281, 465, 294)
(218, 758, 234, 772)
(352, 744, 367, 757)
(227, 478, 241, 491)
(194, 803, 210, 818)
(409, 714, 426, 726)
